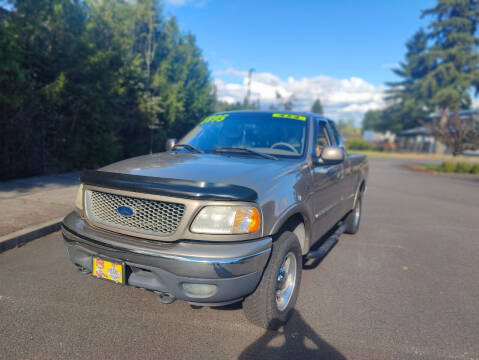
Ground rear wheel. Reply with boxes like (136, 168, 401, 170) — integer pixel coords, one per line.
(344, 195, 362, 234)
(243, 231, 302, 330)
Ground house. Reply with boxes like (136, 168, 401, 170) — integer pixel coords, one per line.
(395, 109, 478, 154)
(395, 126, 439, 153)
(363, 130, 395, 143)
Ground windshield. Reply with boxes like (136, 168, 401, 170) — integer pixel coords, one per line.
(179, 112, 308, 158)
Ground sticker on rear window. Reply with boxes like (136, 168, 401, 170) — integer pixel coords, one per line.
(272, 113, 307, 121)
(201, 114, 229, 124)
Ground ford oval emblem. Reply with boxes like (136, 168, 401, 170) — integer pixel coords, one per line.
(117, 205, 134, 217)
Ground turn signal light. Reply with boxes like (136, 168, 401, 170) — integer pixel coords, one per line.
(233, 207, 260, 233)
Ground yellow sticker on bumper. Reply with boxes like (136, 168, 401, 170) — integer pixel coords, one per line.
(93, 257, 124, 284)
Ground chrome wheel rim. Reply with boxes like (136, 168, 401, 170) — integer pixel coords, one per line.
(275, 252, 297, 311)
(353, 198, 361, 227)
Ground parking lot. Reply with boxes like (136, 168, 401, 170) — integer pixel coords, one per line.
(1, 158, 478, 359)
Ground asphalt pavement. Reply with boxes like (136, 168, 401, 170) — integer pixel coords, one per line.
(0, 158, 478, 360)
(0, 172, 78, 237)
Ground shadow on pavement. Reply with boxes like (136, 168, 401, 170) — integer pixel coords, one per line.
(0, 172, 80, 197)
(239, 310, 345, 360)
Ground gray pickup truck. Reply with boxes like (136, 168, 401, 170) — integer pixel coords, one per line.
(62, 110, 368, 329)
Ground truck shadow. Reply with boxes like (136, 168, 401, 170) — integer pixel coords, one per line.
(238, 309, 345, 360)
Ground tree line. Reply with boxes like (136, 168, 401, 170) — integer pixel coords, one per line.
(0, 0, 216, 180)
(363, 0, 479, 155)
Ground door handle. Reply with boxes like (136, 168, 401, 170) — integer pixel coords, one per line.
(326, 167, 343, 179)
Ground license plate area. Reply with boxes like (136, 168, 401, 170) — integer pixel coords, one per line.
(92, 257, 125, 285)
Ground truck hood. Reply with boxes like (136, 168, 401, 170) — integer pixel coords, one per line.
(100, 152, 300, 194)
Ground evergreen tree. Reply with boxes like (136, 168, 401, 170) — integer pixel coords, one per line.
(384, 29, 431, 132)
(0, 0, 215, 179)
(383, 0, 478, 154)
(418, 0, 479, 154)
(311, 98, 324, 114)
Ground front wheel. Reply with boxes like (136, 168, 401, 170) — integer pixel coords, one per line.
(243, 231, 302, 330)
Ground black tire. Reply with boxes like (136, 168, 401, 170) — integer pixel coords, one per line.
(344, 194, 362, 234)
(243, 231, 302, 330)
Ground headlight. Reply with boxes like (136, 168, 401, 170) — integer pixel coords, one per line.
(191, 206, 260, 234)
(75, 184, 84, 211)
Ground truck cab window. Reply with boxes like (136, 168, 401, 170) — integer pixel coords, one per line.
(328, 121, 343, 148)
(315, 122, 331, 157)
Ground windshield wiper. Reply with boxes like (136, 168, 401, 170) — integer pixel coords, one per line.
(173, 143, 204, 153)
(214, 147, 278, 160)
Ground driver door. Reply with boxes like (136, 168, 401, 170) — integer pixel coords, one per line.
(310, 120, 344, 240)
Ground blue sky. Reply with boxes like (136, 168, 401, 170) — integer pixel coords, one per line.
(164, 0, 437, 120)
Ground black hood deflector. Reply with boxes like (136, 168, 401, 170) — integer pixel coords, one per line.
(80, 170, 258, 202)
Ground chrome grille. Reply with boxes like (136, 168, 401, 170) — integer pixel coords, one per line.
(85, 190, 185, 237)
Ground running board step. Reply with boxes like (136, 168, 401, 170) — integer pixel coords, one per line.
(305, 223, 346, 259)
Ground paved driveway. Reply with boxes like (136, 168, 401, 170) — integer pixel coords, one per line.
(0, 173, 78, 236)
(0, 158, 478, 359)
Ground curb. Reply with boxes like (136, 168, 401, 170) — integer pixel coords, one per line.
(402, 163, 479, 179)
(0, 217, 64, 253)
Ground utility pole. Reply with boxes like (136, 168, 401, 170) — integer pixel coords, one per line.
(245, 68, 255, 107)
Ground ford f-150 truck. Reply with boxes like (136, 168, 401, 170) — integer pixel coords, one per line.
(62, 110, 368, 329)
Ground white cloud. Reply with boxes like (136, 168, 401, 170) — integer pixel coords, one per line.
(213, 69, 386, 121)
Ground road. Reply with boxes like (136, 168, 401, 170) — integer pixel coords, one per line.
(1, 158, 478, 360)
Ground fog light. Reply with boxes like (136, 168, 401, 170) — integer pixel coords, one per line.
(182, 283, 217, 297)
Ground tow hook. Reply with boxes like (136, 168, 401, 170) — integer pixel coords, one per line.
(155, 291, 176, 304)
(76, 266, 89, 274)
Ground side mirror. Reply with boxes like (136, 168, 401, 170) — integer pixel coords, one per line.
(165, 138, 177, 151)
(317, 146, 345, 165)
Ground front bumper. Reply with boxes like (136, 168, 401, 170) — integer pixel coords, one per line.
(62, 212, 272, 305)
